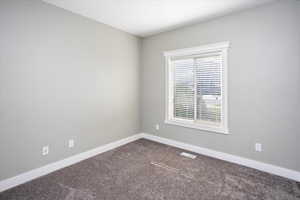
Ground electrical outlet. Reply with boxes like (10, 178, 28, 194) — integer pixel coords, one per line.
(255, 143, 262, 152)
(155, 124, 160, 130)
(68, 139, 74, 148)
(42, 146, 49, 156)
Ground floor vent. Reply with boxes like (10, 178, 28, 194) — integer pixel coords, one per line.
(180, 152, 197, 159)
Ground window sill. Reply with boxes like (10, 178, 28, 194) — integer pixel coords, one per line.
(164, 119, 229, 135)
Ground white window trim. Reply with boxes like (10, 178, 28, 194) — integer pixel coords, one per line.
(164, 41, 230, 134)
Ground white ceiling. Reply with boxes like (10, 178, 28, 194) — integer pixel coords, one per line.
(42, 0, 277, 37)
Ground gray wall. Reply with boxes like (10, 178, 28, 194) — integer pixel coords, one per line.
(0, 0, 140, 180)
(141, 0, 300, 171)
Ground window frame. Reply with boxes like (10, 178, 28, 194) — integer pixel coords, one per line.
(164, 42, 230, 134)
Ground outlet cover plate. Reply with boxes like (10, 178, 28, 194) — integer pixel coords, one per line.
(42, 146, 49, 156)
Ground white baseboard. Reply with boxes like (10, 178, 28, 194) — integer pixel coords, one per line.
(1, 132, 299, 193)
(141, 133, 300, 182)
(0, 134, 143, 193)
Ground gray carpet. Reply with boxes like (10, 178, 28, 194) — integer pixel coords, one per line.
(0, 139, 299, 200)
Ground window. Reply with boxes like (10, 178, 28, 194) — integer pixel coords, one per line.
(164, 42, 229, 134)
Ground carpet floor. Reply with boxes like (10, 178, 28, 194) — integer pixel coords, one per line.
(0, 139, 299, 200)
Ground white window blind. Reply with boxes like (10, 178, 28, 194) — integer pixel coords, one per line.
(165, 42, 229, 134)
(173, 58, 194, 120)
(196, 55, 222, 124)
